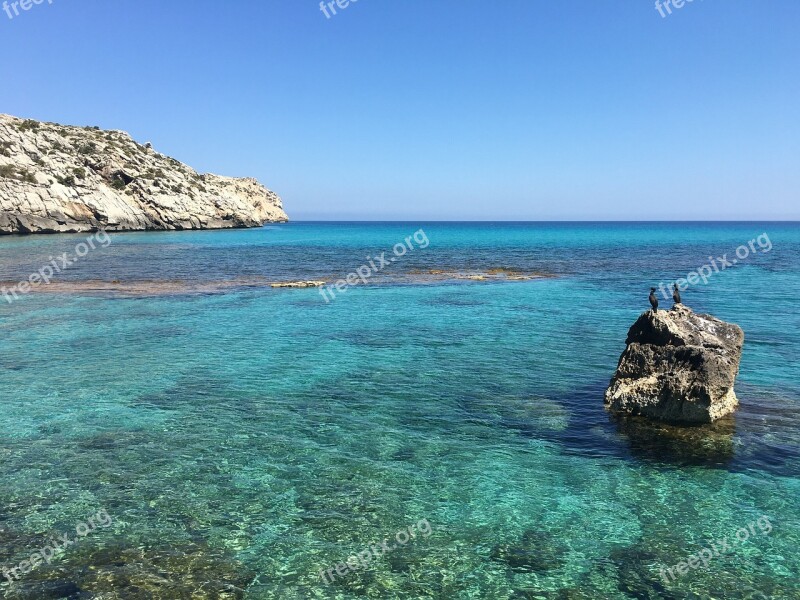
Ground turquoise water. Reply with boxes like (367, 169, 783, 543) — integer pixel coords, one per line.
(0, 222, 798, 599)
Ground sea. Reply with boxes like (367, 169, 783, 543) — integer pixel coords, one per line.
(0, 222, 798, 599)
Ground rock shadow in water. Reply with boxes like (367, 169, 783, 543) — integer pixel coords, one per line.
(515, 379, 800, 477)
(505, 380, 739, 470)
(610, 413, 736, 468)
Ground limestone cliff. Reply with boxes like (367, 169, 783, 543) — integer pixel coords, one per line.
(0, 114, 288, 234)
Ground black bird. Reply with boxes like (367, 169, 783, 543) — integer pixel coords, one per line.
(649, 288, 659, 312)
(673, 284, 682, 305)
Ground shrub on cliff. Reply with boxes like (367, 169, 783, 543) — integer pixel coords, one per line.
(1, 165, 37, 183)
(18, 119, 40, 132)
(78, 142, 98, 155)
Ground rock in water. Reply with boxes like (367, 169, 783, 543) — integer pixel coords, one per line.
(0, 114, 288, 234)
(604, 304, 745, 424)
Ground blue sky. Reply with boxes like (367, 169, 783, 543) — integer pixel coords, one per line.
(1, 0, 798, 220)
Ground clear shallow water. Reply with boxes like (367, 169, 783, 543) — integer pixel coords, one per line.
(0, 222, 798, 599)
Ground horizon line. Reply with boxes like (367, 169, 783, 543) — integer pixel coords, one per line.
(282, 219, 800, 223)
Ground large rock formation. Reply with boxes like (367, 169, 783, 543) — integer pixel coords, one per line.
(0, 114, 288, 234)
(604, 304, 744, 424)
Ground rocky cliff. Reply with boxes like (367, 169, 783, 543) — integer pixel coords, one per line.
(0, 114, 288, 234)
(604, 304, 745, 424)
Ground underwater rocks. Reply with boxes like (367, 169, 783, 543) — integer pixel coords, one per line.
(4, 540, 256, 599)
(269, 281, 326, 288)
(409, 268, 554, 282)
(0, 278, 326, 298)
(605, 304, 744, 424)
(0, 269, 556, 300)
(490, 529, 568, 574)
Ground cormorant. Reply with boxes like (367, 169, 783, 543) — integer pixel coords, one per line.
(673, 284, 682, 305)
(649, 288, 659, 312)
